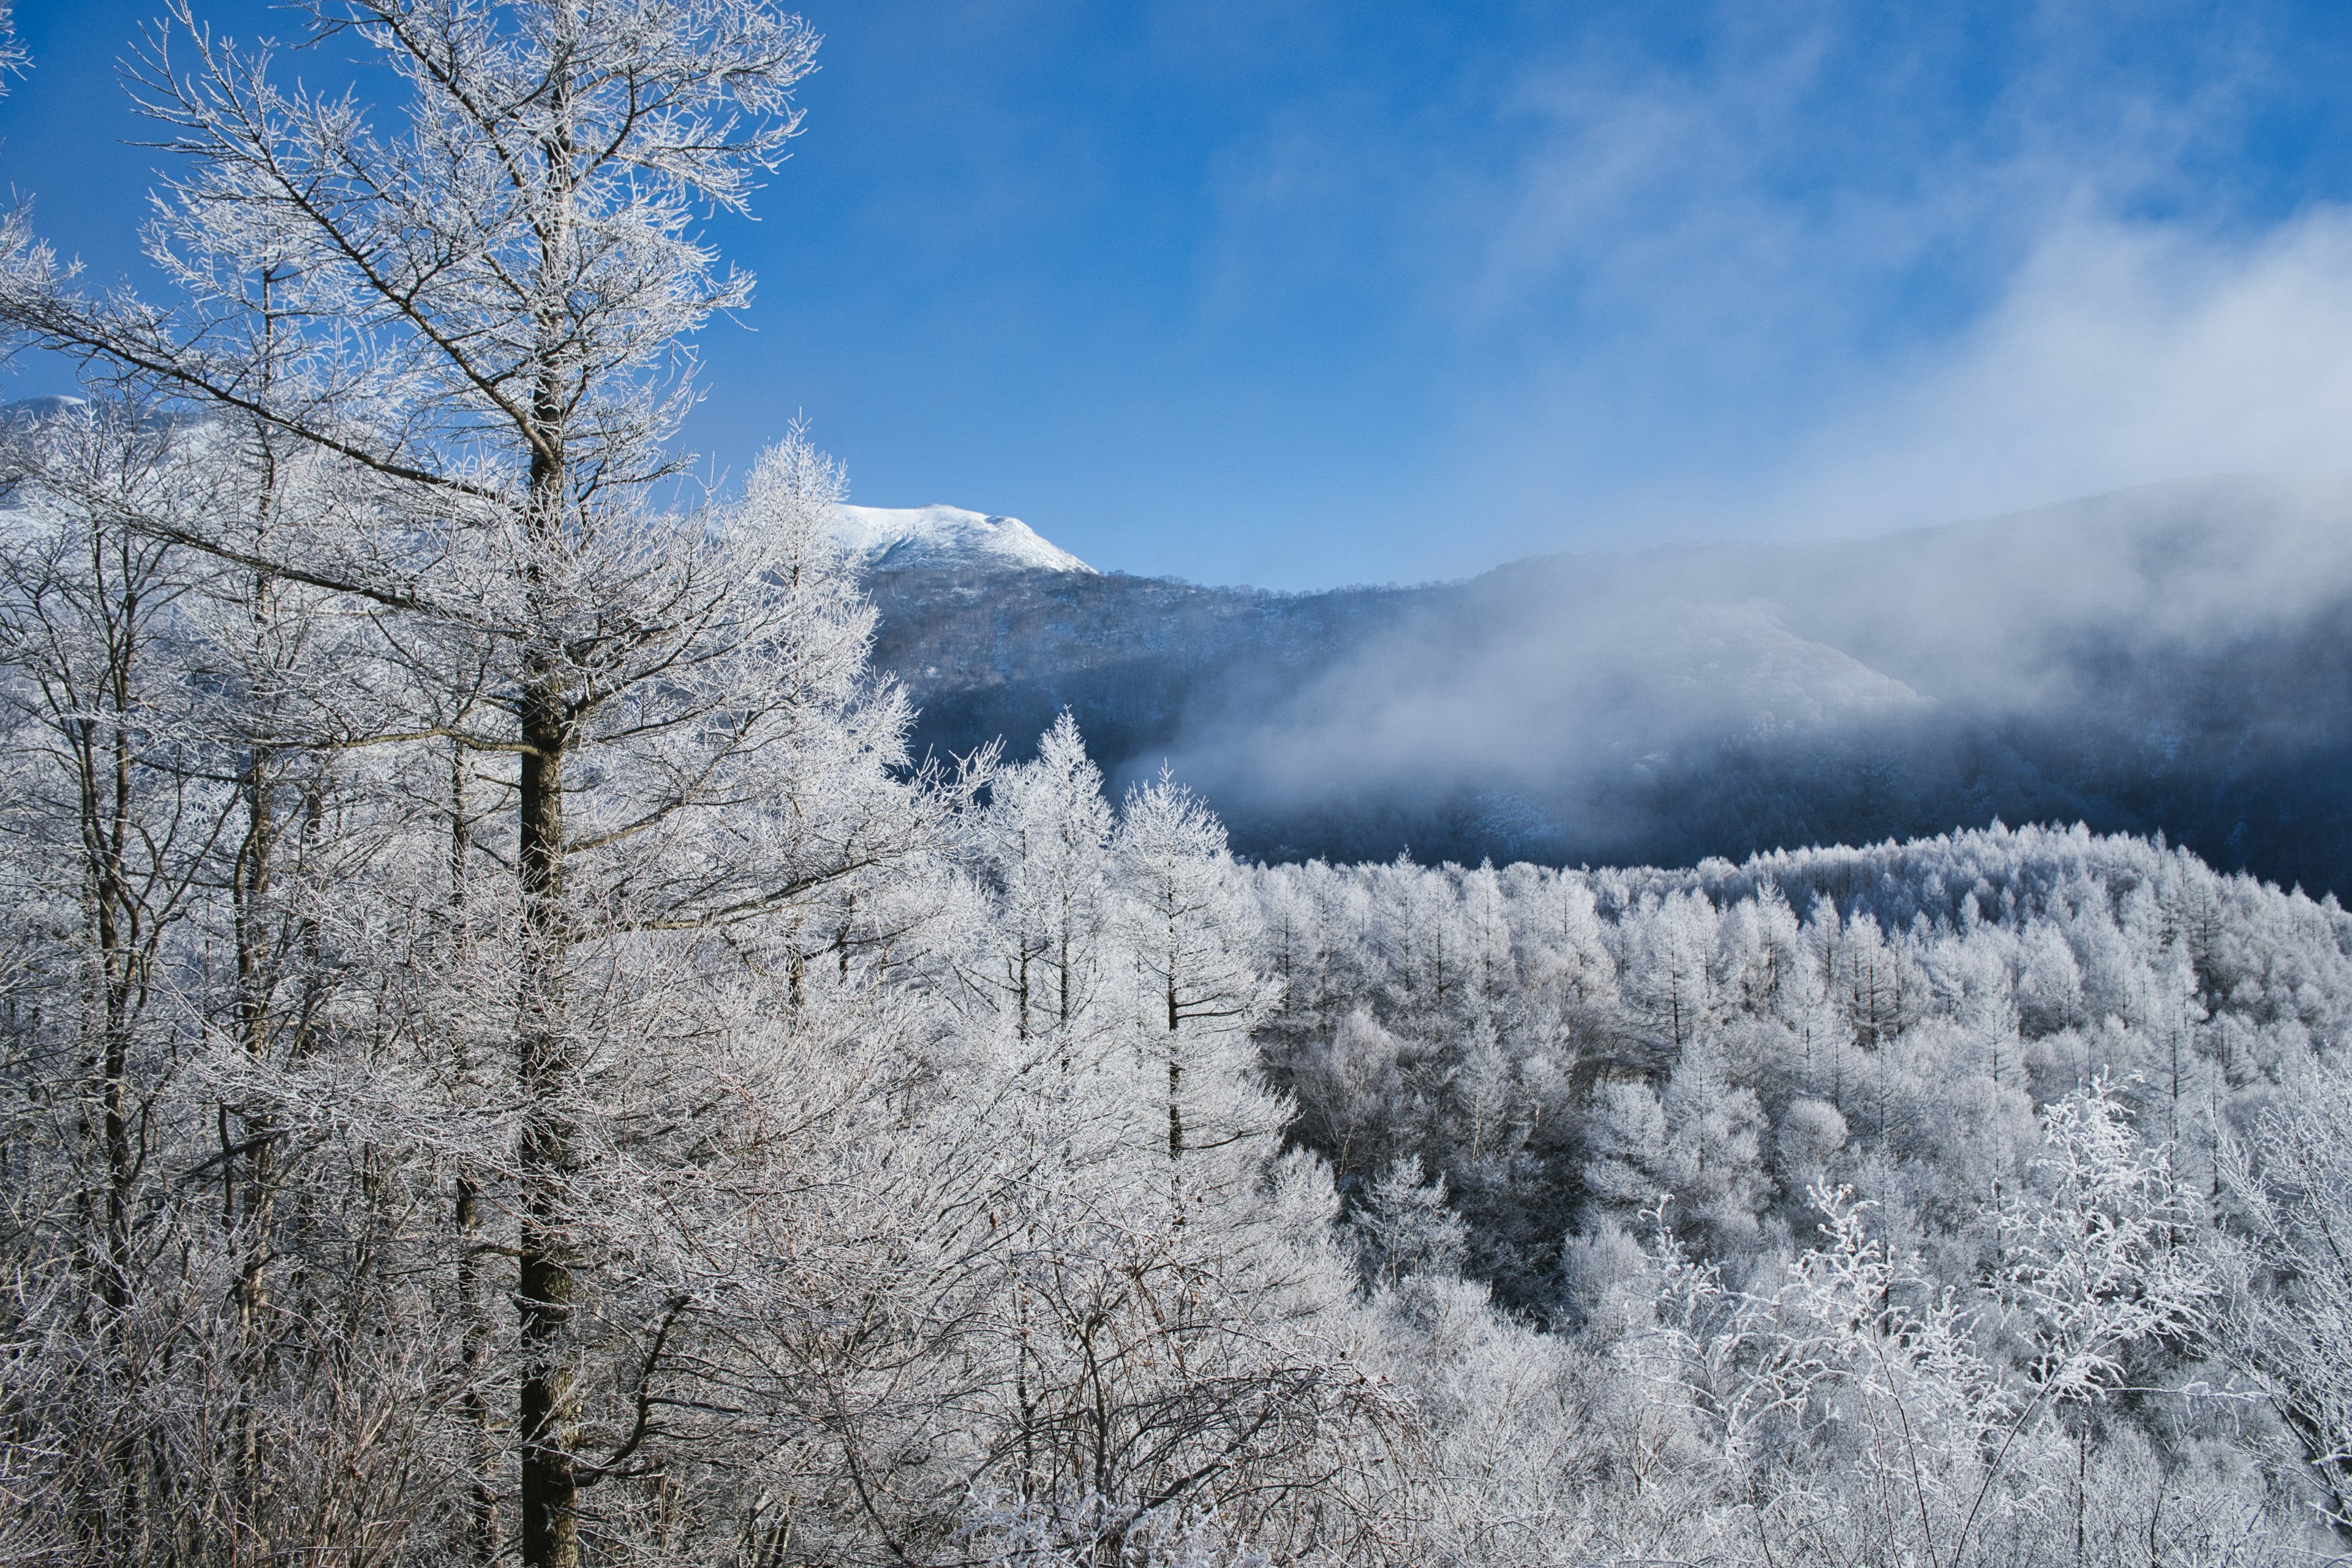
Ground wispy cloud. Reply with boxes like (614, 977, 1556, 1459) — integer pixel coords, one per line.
(1758, 211, 2352, 534)
(1185, 0, 2351, 565)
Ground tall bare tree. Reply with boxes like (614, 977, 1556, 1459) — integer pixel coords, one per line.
(2, 6, 839, 1562)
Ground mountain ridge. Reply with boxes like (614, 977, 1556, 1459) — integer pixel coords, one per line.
(855, 474, 2352, 897)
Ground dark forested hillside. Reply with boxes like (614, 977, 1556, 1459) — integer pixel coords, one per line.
(863, 563, 1417, 773)
(864, 474, 2352, 896)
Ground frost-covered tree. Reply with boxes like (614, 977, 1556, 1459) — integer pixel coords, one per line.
(1115, 771, 1274, 1172)
(0, 405, 238, 1562)
(0, 5, 971, 1562)
(963, 712, 1115, 1050)
(2215, 1063, 2352, 1536)
(1351, 1155, 1468, 1292)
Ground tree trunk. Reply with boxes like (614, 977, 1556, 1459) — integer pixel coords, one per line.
(516, 674, 578, 1568)
(518, 73, 584, 1556)
(458, 1172, 500, 1566)
(448, 744, 501, 1566)
(1166, 977, 1183, 1162)
(230, 739, 281, 1553)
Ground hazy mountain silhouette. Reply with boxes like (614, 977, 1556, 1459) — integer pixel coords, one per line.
(860, 475, 2352, 897)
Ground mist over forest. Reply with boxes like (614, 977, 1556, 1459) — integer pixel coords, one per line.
(6, 4, 2352, 1568)
(876, 473, 2352, 898)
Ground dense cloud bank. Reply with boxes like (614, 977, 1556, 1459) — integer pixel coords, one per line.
(872, 474, 2352, 897)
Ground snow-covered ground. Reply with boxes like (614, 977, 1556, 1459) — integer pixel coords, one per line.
(830, 503, 1095, 575)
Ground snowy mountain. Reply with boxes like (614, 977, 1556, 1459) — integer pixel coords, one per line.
(829, 503, 1095, 575)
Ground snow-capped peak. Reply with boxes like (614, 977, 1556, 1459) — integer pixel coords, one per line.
(829, 503, 1095, 575)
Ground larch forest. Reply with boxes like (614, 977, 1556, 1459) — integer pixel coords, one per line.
(2, 4, 2352, 1567)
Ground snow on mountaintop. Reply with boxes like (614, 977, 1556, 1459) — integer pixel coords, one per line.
(830, 503, 1095, 575)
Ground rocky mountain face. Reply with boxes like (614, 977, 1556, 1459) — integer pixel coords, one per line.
(853, 477, 2352, 899)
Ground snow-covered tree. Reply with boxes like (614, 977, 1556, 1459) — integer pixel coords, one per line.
(2215, 1062, 2352, 1536)
(1115, 770, 1275, 1172)
(964, 712, 1115, 1050)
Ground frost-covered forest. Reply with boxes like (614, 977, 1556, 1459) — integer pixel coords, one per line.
(5, 3, 2352, 1567)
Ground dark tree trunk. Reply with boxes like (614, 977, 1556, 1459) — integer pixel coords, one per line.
(516, 680, 578, 1568)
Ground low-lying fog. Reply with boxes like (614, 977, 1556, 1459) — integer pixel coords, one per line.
(1134, 474, 2352, 884)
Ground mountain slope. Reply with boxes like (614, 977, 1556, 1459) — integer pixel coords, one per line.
(857, 476, 2352, 897)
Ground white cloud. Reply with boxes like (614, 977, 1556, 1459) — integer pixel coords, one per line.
(1760, 209, 2352, 533)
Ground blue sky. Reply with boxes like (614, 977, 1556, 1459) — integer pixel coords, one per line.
(7, 0, 2352, 587)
